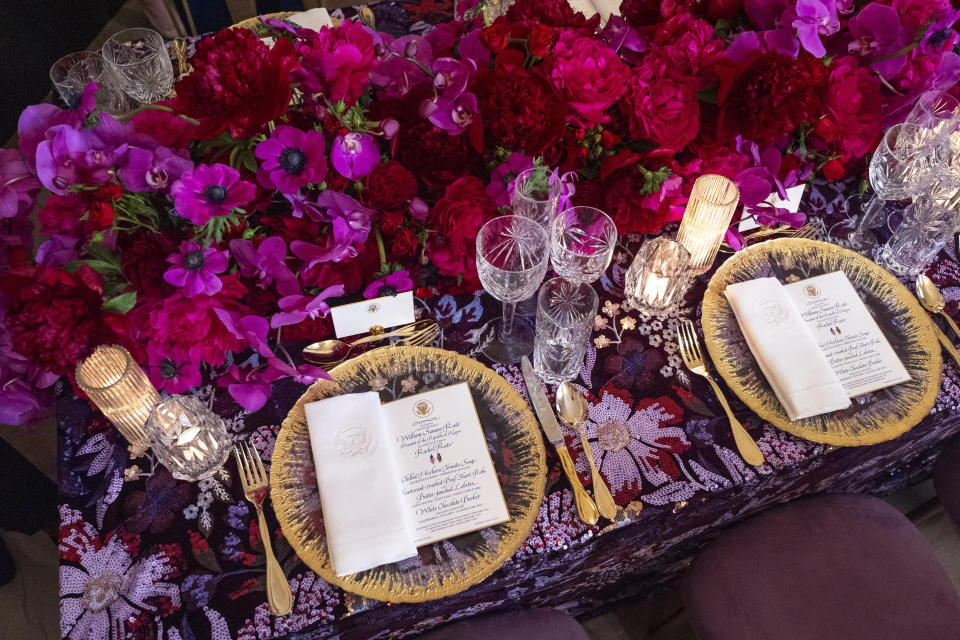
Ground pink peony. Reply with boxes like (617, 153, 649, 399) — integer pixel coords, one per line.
(814, 56, 884, 162)
(620, 55, 700, 153)
(542, 31, 629, 126)
(295, 20, 378, 106)
(652, 14, 726, 87)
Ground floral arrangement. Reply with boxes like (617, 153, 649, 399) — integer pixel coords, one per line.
(1, 0, 958, 424)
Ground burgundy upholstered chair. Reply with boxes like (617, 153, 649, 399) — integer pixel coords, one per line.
(416, 607, 589, 640)
(934, 435, 960, 529)
(682, 494, 960, 640)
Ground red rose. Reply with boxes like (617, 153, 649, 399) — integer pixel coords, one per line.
(378, 209, 404, 236)
(821, 158, 846, 182)
(172, 28, 299, 140)
(97, 184, 122, 201)
(427, 176, 494, 280)
(87, 201, 114, 231)
(481, 23, 510, 54)
(528, 24, 556, 57)
(719, 51, 826, 146)
(391, 227, 419, 260)
(0, 265, 113, 375)
(364, 161, 419, 212)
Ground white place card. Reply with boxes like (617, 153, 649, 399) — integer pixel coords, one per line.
(383, 383, 509, 546)
(329, 290, 415, 338)
(784, 271, 910, 397)
(739, 184, 807, 232)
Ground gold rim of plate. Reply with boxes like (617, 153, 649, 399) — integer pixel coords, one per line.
(270, 346, 547, 602)
(701, 238, 942, 446)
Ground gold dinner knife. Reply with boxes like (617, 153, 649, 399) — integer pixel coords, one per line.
(933, 324, 960, 369)
(521, 357, 599, 525)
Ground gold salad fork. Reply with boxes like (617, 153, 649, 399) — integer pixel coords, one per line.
(678, 320, 764, 466)
(234, 442, 293, 616)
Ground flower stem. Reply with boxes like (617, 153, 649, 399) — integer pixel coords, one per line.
(374, 225, 388, 272)
(870, 41, 918, 64)
(115, 103, 200, 126)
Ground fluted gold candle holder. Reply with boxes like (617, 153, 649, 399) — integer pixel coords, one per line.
(676, 174, 740, 274)
(76, 345, 159, 447)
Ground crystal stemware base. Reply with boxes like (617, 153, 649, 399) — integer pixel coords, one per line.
(481, 316, 535, 363)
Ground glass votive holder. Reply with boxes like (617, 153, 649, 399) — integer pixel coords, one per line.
(76, 345, 160, 447)
(676, 174, 740, 274)
(624, 237, 691, 316)
(533, 277, 599, 384)
(145, 395, 231, 481)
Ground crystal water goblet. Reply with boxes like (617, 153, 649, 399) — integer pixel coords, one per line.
(879, 195, 955, 276)
(906, 90, 960, 146)
(551, 206, 617, 284)
(511, 166, 563, 316)
(533, 277, 599, 384)
(476, 215, 550, 363)
(102, 28, 174, 104)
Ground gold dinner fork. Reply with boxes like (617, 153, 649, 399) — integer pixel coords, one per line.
(677, 320, 765, 466)
(234, 442, 293, 616)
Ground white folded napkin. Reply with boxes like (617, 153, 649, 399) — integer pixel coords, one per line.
(724, 278, 851, 420)
(306, 392, 417, 576)
(286, 8, 334, 31)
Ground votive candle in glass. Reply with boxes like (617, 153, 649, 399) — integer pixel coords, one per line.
(145, 395, 232, 481)
(624, 237, 691, 315)
(676, 174, 740, 274)
(75, 345, 159, 447)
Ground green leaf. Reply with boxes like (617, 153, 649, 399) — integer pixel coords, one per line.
(102, 291, 137, 314)
(85, 260, 123, 275)
(695, 86, 718, 105)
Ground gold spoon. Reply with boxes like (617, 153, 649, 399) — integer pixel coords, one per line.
(555, 381, 620, 520)
(302, 320, 437, 366)
(916, 274, 960, 341)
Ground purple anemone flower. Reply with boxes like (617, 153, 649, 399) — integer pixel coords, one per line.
(170, 163, 256, 225)
(847, 3, 912, 79)
(229, 237, 301, 296)
(118, 146, 193, 193)
(363, 270, 414, 299)
(331, 133, 381, 179)
(921, 9, 960, 55)
(255, 125, 328, 194)
(146, 344, 202, 394)
(486, 153, 535, 207)
(163, 240, 230, 297)
(0, 148, 42, 218)
(423, 92, 477, 135)
(271, 284, 345, 328)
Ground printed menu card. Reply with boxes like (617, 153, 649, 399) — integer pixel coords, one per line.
(784, 271, 910, 397)
(383, 383, 509, 546)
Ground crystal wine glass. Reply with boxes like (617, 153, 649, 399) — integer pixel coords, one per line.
(476, 215, 550, 363)
(50, 51, 132, 114)
(512, 166, 562, 316)
(905, 90, 960, 146)
(551, 206, 617, 284)
(102, 28, 174, 104)
(878, 195, 955, 276)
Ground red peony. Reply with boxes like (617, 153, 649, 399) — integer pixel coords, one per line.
(652, 15, 727, 87)
(38, 192, 90, 237)
(506, 0, 600, 33)
(0, 265, 114, 375)
(542, 31, 629, 126)
(364, 161, 419, 212)
(814, 56, 884, 162)
(129, 99, 196, 149)
(619, 0, 665, 26)
(121, 232, 179, 299)
(398, 117, 476, 188)
(474, 64, 566, 155)
(172, 28, 299, 140)
(881, 0, 953, 30)
(295, 20, 378, 106)
(620, 55, 700, 153)
(427, 176, 494, 283)
(718, 51, 826, 146)
(145, 275, 248, 365)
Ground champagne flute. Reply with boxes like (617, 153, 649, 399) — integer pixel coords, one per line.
(476, 215, 550, 363)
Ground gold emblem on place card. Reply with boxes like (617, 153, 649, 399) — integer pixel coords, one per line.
(803, 284, 821, 298)
(366, 303, 381, 313)
(413, 399, 434, 418)
(335, 421, 375, 458)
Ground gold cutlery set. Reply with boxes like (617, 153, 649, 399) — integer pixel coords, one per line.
(302, 320, 440, 368)
(915, 274, 960, 367)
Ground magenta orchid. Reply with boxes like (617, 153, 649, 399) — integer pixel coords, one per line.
(0, 148, 42, 218)
(270, 284, 345, 328)
(217, 364, 274, 412)
(118, 145, 194, 193)
(229, 237, 301, 296)
(423, 92, 478, 135)
(847, 3, 912, 79)
(163, 240, 230, 297)
(35, 116, 129, 195)
(170, 163, 256, 225)
(255, 125, 328, 193)
(213, 309, 273, 359)
(331, 133, 380, 179)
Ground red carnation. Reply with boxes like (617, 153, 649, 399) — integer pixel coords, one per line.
(719, 51, 826, 146)
(474, 64, 566, 155)
(426, 176, 494, 283)
(172, 28, 299, 140)
(0, 266, 113, 376)
(364, 161, 419, 212)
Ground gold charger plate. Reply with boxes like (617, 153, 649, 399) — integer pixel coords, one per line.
(701, 238, 941, 446)
(271, 346, 546, 602)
